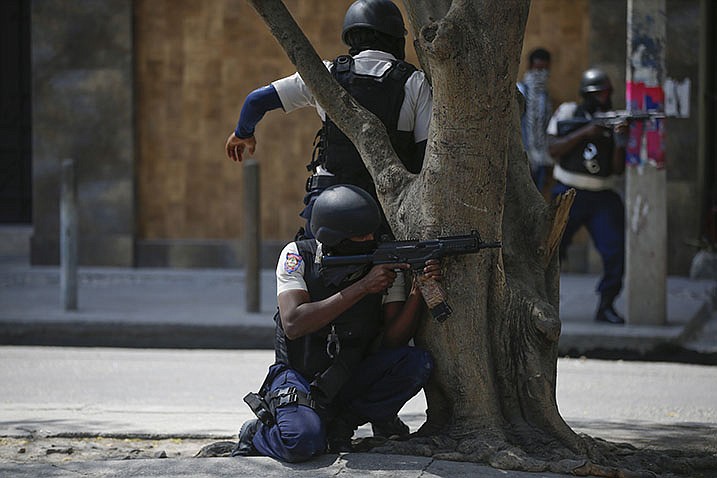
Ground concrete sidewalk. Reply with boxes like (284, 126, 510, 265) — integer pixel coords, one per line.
(0, 455, 587, 478)
(0, 263, 714, 357)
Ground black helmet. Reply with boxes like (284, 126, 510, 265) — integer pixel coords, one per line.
(342, 0, 407, 45)
(579, 68, 613, 96)
(310, 184, 381, 247)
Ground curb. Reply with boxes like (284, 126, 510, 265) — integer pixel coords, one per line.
(0, 322, 275, 349)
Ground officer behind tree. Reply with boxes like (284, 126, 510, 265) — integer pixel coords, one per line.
(547, 68, 628, 325)
(225, 0, 432, 239)
(232, 185, 437, 462)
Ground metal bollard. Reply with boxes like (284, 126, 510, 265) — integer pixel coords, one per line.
(60, 158, 78, 310)
(243, 159, 260, 313)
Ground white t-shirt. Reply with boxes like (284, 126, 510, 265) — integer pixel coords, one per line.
(272, 50, 432, 143)
(546, 102, 583, 136)
(276, 240, 406, 304)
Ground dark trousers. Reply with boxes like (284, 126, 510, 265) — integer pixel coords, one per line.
(553, 183, 625, 303)
(531, 165, 552, 194)
(252, 346, 433, 463)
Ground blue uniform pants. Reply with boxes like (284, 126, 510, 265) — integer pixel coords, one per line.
(252, 346, 433, 463)
(553, 183, 625, 302)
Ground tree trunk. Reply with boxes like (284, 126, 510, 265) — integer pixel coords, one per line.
(244, 1, 716, 476)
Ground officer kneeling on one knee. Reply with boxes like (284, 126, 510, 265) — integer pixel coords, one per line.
(233, 184, 437, 462)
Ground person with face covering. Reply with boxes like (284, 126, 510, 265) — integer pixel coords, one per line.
(547, 68, 628, 325)
(518, 47, 553, 193)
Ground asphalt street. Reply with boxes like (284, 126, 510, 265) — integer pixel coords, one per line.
(1, 346, 715, 451)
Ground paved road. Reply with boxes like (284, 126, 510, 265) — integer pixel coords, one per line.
(1, 346, 715, 453)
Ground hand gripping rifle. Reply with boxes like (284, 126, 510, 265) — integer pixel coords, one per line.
(320, 230, 501, 322)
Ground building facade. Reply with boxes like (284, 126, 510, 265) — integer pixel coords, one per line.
(2, 0, 713, 274)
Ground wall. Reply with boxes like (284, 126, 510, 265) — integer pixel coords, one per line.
(30, 0, 135, 266)
(29, 0, 705, 273)
(519, 0, 590, 107)
(134, 0, 594, 268)
(134, 0, 355, 266)
(588, 0, 702, 275)
(521, 0, 703, 275)
(664, 0, 702, 274)
(133, 0, 423, 267)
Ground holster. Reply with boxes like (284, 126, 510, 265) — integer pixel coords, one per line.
(243, 392, 275, 427)
(309, 344, 364, 408)
(244, 364, 317, 428)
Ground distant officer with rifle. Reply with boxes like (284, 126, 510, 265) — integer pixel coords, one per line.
(547, 68, 628, 325)
(225, 0, 432, 240)
(232, 185, 438, 462)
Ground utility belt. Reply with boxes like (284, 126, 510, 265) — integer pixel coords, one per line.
(243, 385, 316, 427)
(242, 356, 356, 427)
(305, 174, 339, 193)
(246, 328, 370, 426)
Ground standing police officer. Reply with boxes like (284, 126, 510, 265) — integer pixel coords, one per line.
(225, 0, 432, 238)
(518, 47, 553, 193)
(547, 68, 628, 325)
(232, 185, 436, 462)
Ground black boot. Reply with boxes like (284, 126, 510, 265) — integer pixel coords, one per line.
(231, 419, 260, 457)
(595, 298, 625, 325)
(326, 415, 358, 453)
(371, 415, 410, 439)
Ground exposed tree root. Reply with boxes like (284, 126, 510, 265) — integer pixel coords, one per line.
(363, 431, 717, 477)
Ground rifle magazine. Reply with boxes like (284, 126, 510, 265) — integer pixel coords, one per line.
(416, 274, 452, 322)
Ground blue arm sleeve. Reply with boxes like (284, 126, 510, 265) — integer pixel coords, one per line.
(234, 85, 283, 139)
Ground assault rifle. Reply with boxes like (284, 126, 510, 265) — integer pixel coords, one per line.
(320, 230, 501, 322)
(557, 109, 666, 137)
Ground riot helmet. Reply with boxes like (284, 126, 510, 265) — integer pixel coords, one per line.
(579, 68, 613, 97)
(342, 0, 407, 45)
(310, 184, 381, 247)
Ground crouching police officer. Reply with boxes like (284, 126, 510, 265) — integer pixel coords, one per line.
(232, 185, 436, 462)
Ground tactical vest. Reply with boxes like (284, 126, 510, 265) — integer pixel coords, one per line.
(274, 239, 384, 404)
(557, 105, 614, 179)
(310, 55, 418, 197)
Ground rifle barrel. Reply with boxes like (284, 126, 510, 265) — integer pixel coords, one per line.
(321, 235, 502, 268)
(321, 254, 373, 267)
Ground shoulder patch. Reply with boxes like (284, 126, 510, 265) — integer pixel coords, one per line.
(283, 252, 303, 274)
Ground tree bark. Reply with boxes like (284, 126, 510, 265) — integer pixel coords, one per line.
(242, 1, 717, 476)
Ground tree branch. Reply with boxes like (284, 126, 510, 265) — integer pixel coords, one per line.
(401, 0, 451, 83)
(246, 0, 413, 217)
(543, 189, 576, 267)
